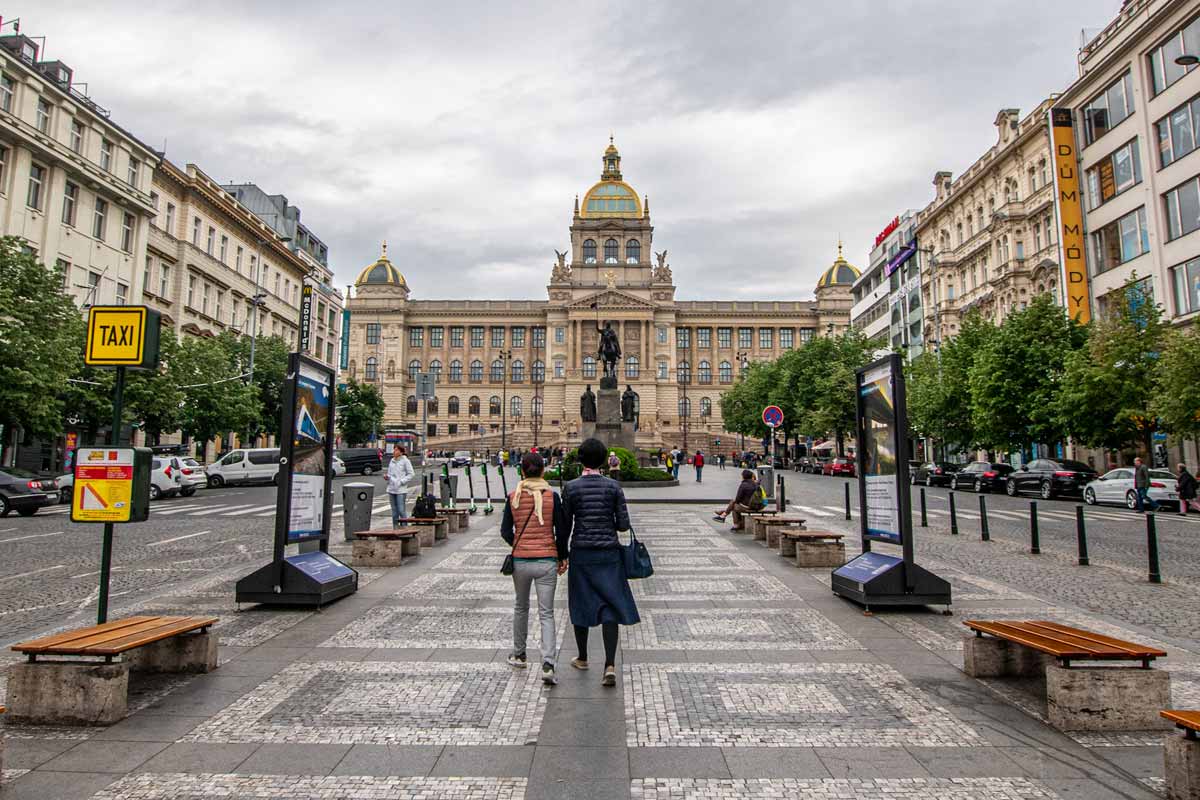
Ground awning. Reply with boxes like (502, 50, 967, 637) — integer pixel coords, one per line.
(811, 440, 836, 452)
(885, 240, 918, 277)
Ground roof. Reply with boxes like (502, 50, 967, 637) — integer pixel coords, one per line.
(354, 242, 407, 289)
(580, 138, 643, 219)
(816, 243, 861, 289)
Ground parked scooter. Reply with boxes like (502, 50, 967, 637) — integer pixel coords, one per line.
(481, 464, 494, 515)
(465, 458, 478, 514)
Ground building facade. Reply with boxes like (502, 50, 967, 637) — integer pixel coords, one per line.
(342, 142, 856, 452)
(0, 32, 158, 308)
(851, 212, 922, 356)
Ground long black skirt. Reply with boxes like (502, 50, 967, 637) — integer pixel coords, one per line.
(568, 547, 640, 627)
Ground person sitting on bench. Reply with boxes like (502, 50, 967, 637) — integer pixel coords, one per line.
(714, 469, 763, 530)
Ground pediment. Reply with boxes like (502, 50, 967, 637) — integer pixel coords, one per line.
(566, 289, 656, 310)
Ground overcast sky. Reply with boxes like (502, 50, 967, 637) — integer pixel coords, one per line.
(31, 1, 1115, 301)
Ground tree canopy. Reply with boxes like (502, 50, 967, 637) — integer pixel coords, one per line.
(337, 380, 386, 446)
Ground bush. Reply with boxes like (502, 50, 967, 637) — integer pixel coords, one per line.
(545, 447, 674, 483)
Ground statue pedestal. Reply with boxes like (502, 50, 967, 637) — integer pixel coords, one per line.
(582, 384, 635, 453)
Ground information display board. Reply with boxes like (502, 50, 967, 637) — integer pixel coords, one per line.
(287, 360, 333, 542)
(858, 362, 903, 545)
(71, 447, 151, 523)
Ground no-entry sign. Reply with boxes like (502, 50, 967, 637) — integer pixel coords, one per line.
(762, 405, 784, 428)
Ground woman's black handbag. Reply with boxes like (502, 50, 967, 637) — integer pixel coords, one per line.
(622, 527, 654, 579)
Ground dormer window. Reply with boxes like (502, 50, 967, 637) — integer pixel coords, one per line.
(583, 239, 596, 263)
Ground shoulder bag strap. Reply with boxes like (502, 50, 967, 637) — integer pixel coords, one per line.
(510, 493, 536, 551)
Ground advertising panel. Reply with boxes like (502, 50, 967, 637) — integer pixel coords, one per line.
(287, 359, 333, 542)
(858, 361, 902, 545)
(340, 309, 351, 369)
(1049, 107, 1092, 324)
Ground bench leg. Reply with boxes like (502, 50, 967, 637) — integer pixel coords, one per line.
(793, 541, 846, 567)
(127, 630, 218, 675)
(962, 636, 1054, 679)
(1165, 733, 1200, 800)
(1045, 664, 1171, 732)
(779, 536, 797, 558)
(416, 527, 435, 548)
(352, 538, 404, 567)
(5, 661, 129, 726)
(401, 536, 421, 557)
(765, 526, 780, 549)
(434, 522, 449, 541)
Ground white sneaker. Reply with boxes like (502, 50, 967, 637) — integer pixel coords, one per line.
(542, 662, 557, 685)
(507, 653, 528, 668)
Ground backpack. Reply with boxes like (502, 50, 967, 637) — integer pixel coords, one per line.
(412, 475, 438, 518)
(750, 486, 767, 510)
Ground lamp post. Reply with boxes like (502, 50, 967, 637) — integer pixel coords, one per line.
(736, 350, 750, 452)
(532, 329, 543, 448)
(499, 348, 513, 451)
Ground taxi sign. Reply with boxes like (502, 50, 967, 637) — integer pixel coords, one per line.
(85, 306, 161, 368)
(71, 447, 151, 523)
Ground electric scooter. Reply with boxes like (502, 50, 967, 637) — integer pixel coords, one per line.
(465, 458, 478, 514)
(481, 463, 495, 514)
(441, 463, 455, 509)
(499, 460, 510, 503)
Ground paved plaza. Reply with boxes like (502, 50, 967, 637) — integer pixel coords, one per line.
(1, 486, 1193, 799)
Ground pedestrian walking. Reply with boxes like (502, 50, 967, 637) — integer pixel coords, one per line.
(1134, 457, 1158, 513)
(664, 450, 674, 476)
(717, 452, 726, 470)
(502, 452, 569, 685)
(693, 450, 704, 482)
(671, 449, 682, 480)
(386, 444, 414, 528)
(1178, 463, 1198, 515)
(608, 450, 621, 476)
(562, 437, 640, 687)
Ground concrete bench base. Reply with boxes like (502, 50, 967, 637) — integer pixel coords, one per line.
(963, 635, 1057, 678)
(413, 526, 435, 548)
(126, 631, 217, 674)
(1165, 733, 1200, 800)
(6, 661, 129, 726)
(793, 540, 846, 567)
(433, 521, 449, 541)
(442, 513, 461, 534)
(352, 537, 406, 567)
(1046, 664, 1171, 732)
(764, 525, 804, 549)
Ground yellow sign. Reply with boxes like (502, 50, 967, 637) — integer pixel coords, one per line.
(1049, 107, 1091, 324)
(85, 306, 160, 367)
(72, 448, 134, 523)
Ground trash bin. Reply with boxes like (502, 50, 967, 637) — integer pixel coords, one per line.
(342, 481, 375, 542)
(756, 466, 775, 500)
(439, 475, 459, 508)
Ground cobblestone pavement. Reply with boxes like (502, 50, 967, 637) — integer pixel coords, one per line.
(0, 493, 1182, 799)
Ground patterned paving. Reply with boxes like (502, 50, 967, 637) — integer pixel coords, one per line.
(321, 605, 568, 650)
(89, 774, 527, 799)
(630, 574, 794, 601)
(623, 608, 863, 650)
(391, 572, 564, 601)
(130, 599, 313, 647)
(631, 777, 1059, 799)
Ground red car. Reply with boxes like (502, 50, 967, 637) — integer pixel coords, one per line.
(822, 457, 856, 477)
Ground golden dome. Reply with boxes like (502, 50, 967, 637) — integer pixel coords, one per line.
(354, 242, 407, 289)
(816, 242, 861, 289)
(581, 138, 642, 219)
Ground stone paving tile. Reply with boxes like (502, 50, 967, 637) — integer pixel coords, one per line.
(320, 605, 568, 650)
(624, 662, 984, 747)
(128, 599, 314, 647)
(88, 773, 528, 798)
(630, 776, 1060, 798)
(623, 609, 863, 651)
(391, 572, 564, 601)
(629, 536, 737, 550)
(630, 574, 794, 601)
(182, 660, 547, 745)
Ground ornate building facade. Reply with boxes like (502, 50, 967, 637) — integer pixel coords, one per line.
(341, 142, 855, 451)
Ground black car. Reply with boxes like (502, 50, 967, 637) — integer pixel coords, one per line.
(336, 448, 384, 476)
(0, 468, 59, 517)
(911, 461, 961, 487)
(1006, 458, 1098, 499)
(950, 461, 1014, 492)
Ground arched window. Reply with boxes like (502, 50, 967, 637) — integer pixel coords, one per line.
(511, 359, 524, 383)
(349, 360, 357, 380)
(470, 359, 483, 382)
(532, 396, 543, 417)
(531, 360, 545, 383)
(966, 215, 974, 238)
(489, 395, 501, 415)
(427, 396, 438, 415)
(583, 239, 597, 263)
(510, 396, 522, 417)
(582, 356, 597, 379)
(406, 395, 418, 414)
(1028, 166, 1037, 194)
(626, 239, 640, 264)
(698, 360, 712, 384)
(408, 359, 421, 380)
(677, 360, 690, 383)
(700, 397, 712, 417)
(386, 359, 396, 380)
(719, 360, 733, 383)
(449, 359, 463, 383)
(447, 396, 460, 415)
(429, 359, 442, 382)
(490, 359, 504, 382)
(678, 397, 691, 418)
(625, 356, 639, 379)
(468, 396, 480, 415)
(604, 238, 619, 264)
(365, 356, 378, 381)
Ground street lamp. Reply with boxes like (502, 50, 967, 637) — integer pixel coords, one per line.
(735, 350, 750, 453)
(498, 348, 513, 451)
(532, 329, 544, 448)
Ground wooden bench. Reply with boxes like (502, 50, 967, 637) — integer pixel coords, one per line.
(435, 506, 471, 533)
(1162, 710, 1200, 797)
(352, 529, 421, 566)
(963, 620, 1170, 732)
(757, 516, 806, 549)
(7, 616, 219, 726)
(396, 516, 449, 544)
(779, 530, 844, 566)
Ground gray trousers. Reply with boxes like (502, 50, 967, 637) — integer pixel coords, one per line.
(512, 559, 558, 665)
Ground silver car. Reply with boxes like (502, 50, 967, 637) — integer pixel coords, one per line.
(1083, 468, 1178, 509)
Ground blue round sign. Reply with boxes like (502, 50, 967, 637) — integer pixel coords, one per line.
(762, 405, 784, 428)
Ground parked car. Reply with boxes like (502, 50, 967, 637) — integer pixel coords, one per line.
(150, 458, 183, 500)
(1084, 468, 1178, 509)
(451, 450, 473, 468)
(809, 457, 831, 474)
(950, 461, 1014, 492)
(337, 447, 384, 476)
(56, 471, 74, 503)
(332, 455, 347, 477)
(911, 461, 961, 487)
(794, 456, 812, 473)
(1006, 458, 1098, 499)
(205, 448, 281, 487)
(822, 457, 855, 477)
(176, 457, 207, 496)
(0, 468, 59, 516)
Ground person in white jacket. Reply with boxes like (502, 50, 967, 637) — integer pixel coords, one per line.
(387, 444, 414, 528)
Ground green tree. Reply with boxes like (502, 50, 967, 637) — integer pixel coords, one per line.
(906, 310, 996, 451)
(1152, 325, 1200, 447)
(173, 335, 258, 447)
(124, 327, 184, 445)
(220, 332, 290, 437)
(0, 239, 83, 456)
(804, 330, 874, 455)
(337, 380, 385, 446)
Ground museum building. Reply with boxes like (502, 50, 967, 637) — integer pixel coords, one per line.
(340, 142, 856, 452)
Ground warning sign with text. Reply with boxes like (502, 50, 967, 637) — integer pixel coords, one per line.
(72, 448, 134, 523)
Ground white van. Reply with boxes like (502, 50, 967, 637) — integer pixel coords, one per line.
(206, 448, 280, 487)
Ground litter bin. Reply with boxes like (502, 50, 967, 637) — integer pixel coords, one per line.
(342, 481, 375, 542)
(756, 466, 775, 500)
(439, 474, 459, 508)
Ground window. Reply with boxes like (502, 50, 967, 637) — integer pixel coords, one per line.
(626, 238, 640, 263)
(554, 326, 565, 344)
(191, 217, 202, 246)
(532, 359, 545, 383)
(554, 360, 565, 378)
(657, 360, 668, 380)
(215, 289, 224, 322)
(116, 281, 128, 305)
(1173, 256, 1200, 315)
(511, 326, 526, 347)
(27, 163, 46, 209)
(759, 328, 774, 349)
(1090, 206, 1150, 274)
(700, 397, 712, 418)
(676, 327, 690, 348)
(1165, 176, 1200, 240)
(165, 203, 176, 233)
(409, 327, 424, 347)
(429, 359, 442, 382)
(1034, 223, 1042, 252)
(406, 395, 418, 414)
(583, 239, 597, 263)
(604, 238, 619, 263)
(738, 327, 753, 349)
(1150, 16, 1200, 95)
(582, 356, 597, 379)
(719, 360, 733, 383)
(160, 264, 170, 297)
(491, 326, 504, 347)
(510, 396, 522, 417)
(800, 328, 814, 343)
(717, 327, 732, 348)
(366, 322, 381, 344)
(408, 359, 422, 380)
(127, 158, 139, 187)
(121, 212, 134, 252)
(327, 342, 334, 363)
(430, 326, 444, 347)
(489, 396, 501, 415)
(510, 359, 524, 382)
(0, 74, 12, 111)
(100, 139, 114, 172)
(187, 275, 196, 307)
(697, 327, 711, 348)
(201, 282, 210, 315)
(70, 119, 83, 153)
(87, 271, 102, 299)
(468, 396, 481, 415)
(217, 235, 228, 263)
(780, 328, 794, 349)
(657, 326, 668, 344)
(625, 356, 639, 379)
(470, 326, 484, 347)
(365, 357, 378, 381)
(698, 360, 712, 384)
(532, 326, 546, 348)
(92, 197, 108, 239)
(1086, 138, 1142, 209)
(385, 360, 397, 380)
(490, 359, 504, 382)
(449, 359, 463, 382)
(274, 271, 281, 296)
(448, 396, 460, 415)
(0, 145, 6, 187)
(36, 97, 51, 133)
(427, 396, 439, 416)
(206, 226, 216, 255)
(1082, 72, 1134, 146)
(1157, 93, 1200, 167)
(677, 360, 691, 383)
(470, 359, 483, 382)
(143, 256, 152, 293)
(532, 397, 543, 417)
(450, 325, 464, 347)
(61, 182, 78, 225)
(678, 397, 691, 418)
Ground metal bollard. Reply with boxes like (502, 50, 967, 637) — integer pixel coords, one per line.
(979, 495, 990, 541)
(1029, 501, 1040, 554)
(919, 487, 928, 527)
(949, 492, 958, 535)
(844, 482, 851, 521)
(1146, 514, 1162, 584)
(1075, 505, 1089, 566)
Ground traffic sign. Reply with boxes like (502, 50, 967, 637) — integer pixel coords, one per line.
(762, 405, 784, 428)
(85, 306, 161, 368)
(71, 447, 151, 523)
